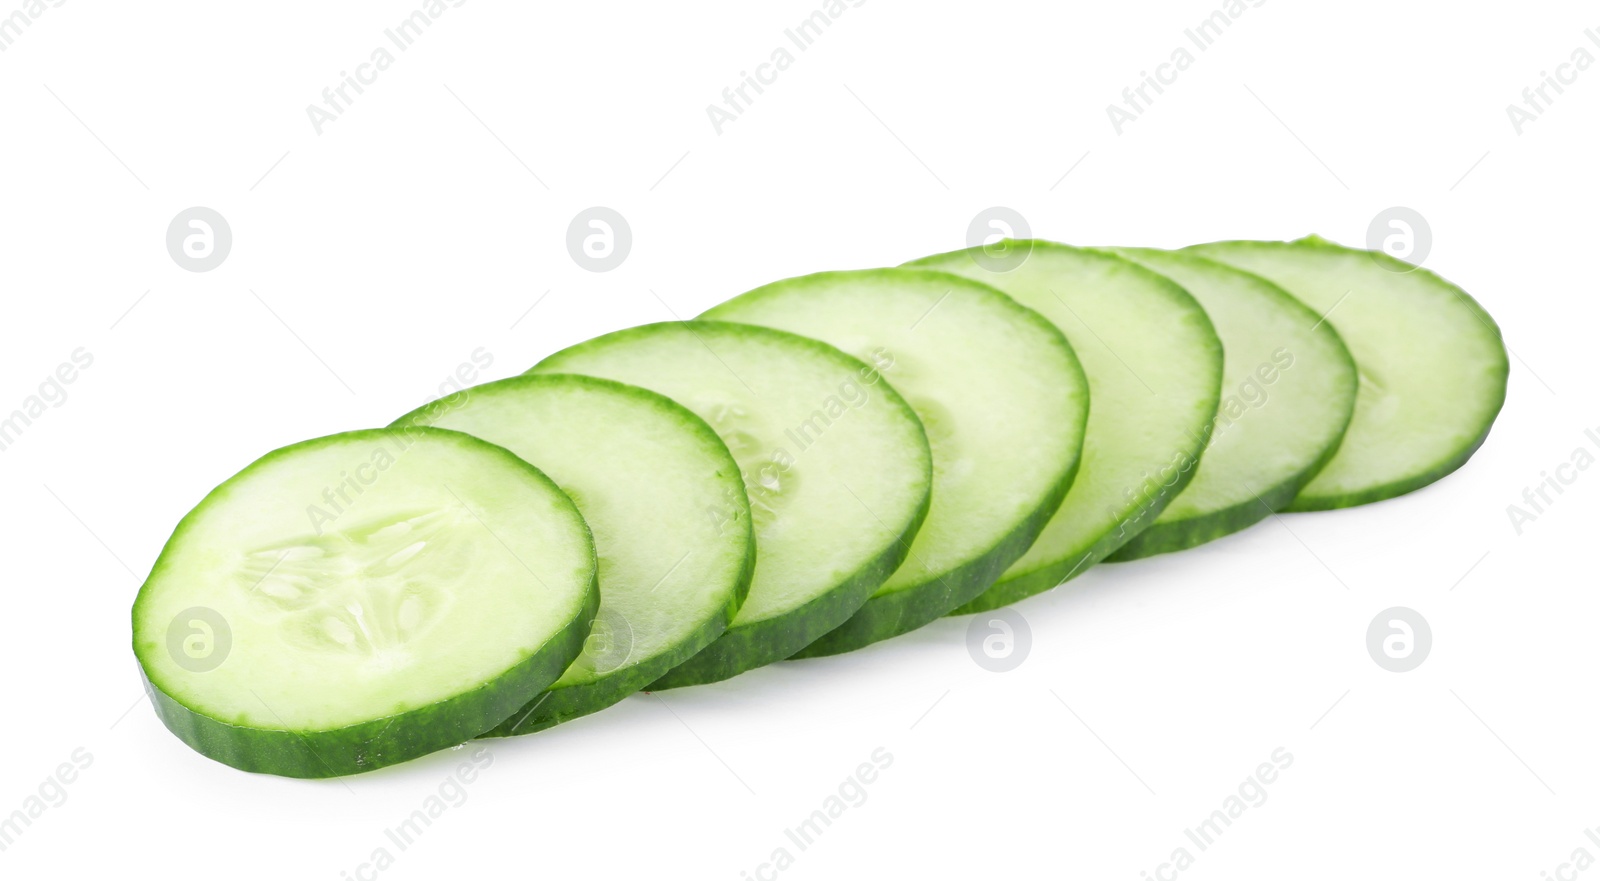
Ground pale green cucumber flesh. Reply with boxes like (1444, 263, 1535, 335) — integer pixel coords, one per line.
(530, 321, 932, 686)
(1104, 248, 1359, 559)
(393, 375, 755, 734)
(906, 242, 1223, 611)
(1187, 236, 1510, 511)
(702, 268, 1087, 655)
(132, 428, 598, 777)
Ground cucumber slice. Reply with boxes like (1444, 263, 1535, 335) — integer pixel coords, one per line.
(906, 242, 1223, 612)
(1103, 248, 1359, 559)
(392, 375, 754, 734)
(1187, 236, 1509, 510)
(702, 268, 1087, 654)
(530, 321, 932, 686)
(132, 428, 598, 777)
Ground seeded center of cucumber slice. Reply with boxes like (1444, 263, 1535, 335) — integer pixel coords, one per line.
(695, 398, 804, 528)
(240, 508, 466, 659)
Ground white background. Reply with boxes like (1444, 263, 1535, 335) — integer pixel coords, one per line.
(1, 1, 1595, 878)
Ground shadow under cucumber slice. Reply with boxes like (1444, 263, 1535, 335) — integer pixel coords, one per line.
(131, 427, 598, 777)
(393, 375, 755, 734)
(1187, 236, 1509, 511)
(906, 242, 1223, 612)
(703, 268, 1087, 655)
(530, 321, 932, 687)
(1104, 248, 1359, 560)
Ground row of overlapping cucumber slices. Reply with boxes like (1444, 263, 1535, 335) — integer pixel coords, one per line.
(131, 236, 1507, 777)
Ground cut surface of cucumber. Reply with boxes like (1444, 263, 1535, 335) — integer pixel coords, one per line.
(1187, 236, 1509, 510)
(702, 268, 1087, 654)
(530, 321, 932, 687)
(393, 375, 754, 734)
(1104, 248, 1359, 559)
(132, 428, 597, 777)
(906, 242, 1223, 612)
